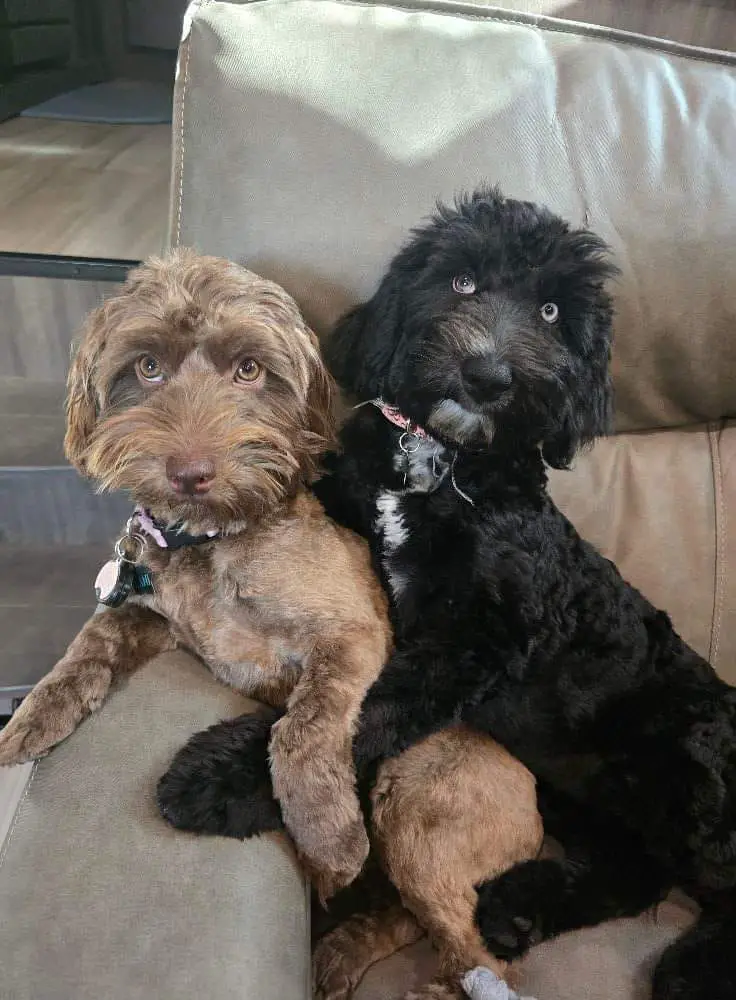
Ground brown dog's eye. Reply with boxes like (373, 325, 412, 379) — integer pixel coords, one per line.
(452, 274, 476, 295)
(234, 359, 263, 385)
(136, 355, 164, 383)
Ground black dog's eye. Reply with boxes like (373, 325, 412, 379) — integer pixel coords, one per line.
(540, 302, 559, 324)
(452, 274, 476, 295)
(136, 355, 164, 383)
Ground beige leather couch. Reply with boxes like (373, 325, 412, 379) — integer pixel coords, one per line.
(2, 2, 735, 998)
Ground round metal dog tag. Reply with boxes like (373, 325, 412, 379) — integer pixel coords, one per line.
(94, 559, 133, 607)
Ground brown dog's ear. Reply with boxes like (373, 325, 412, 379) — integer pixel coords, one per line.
(64, 304, 107, 474)
(300, 328, 337, 481)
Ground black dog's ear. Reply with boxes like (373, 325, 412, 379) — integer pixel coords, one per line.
(542, 230, 617, 469)
(542, 364, 613, 469)
(542, 302, 615, 470)
(324, 277, 405, 399)
(325, 218, 439, 398)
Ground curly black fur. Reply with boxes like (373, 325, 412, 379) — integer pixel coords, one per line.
(475, 781, 672, 959)
(157, 187, 736, 998)
(156, 709, 285, 838)
(315, 187, 736, 999)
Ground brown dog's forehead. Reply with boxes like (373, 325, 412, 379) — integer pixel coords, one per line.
(120, 252, 305, 335)
(92, 258, 318, 402)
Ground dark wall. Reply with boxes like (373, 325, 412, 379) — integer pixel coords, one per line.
(125, 0, 189, 52)
(0, 0, 105, 121)
(94, 0, 178, 82)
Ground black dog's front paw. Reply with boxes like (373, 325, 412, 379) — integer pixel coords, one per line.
(475, 859, 566, 959)
(157, 709, 285, 839)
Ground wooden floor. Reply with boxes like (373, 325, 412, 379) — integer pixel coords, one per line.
(0, 117, 171, 260)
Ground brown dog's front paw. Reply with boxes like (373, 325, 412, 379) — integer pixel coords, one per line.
(0, 666, 111, 766)
(304, 817, 370, 903)
(269, 721, 369, 898)
(0, 713, 47, 766)
(0, 704, 62, 765)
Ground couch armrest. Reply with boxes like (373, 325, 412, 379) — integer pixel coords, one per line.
(0, 651, 310, 1000)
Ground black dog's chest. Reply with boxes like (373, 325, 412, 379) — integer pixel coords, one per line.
(373, 439, 451, 600)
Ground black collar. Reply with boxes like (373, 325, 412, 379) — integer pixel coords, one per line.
(133, 507, 221, 551)
(157, 522, 220, 550)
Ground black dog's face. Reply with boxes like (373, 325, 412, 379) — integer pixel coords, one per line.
(326, 188, 617, 468)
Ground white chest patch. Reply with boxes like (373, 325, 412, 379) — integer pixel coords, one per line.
(375, 491, 407, 551)
(375, 438, 452, 600)
(375, 490, 409, 599)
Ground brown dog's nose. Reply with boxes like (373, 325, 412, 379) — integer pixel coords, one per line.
(166, 455, 216, 495)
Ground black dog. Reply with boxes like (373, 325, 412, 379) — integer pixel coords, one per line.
(157, 188, 736, 999)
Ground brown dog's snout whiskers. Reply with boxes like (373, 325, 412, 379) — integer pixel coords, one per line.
(165, 454, 216, 496)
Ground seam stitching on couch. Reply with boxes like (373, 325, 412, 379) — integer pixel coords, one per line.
(0, 761, 39, 875)
(708, 422, 725, 667)
(333, 0, 736, 68)
(175, 19, 195, 247)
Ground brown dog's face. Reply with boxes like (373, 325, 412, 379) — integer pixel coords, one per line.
(65, 250, 333, 532)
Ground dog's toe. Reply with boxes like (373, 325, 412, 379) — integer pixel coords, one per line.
(475, 860, 562, 959)
(313, 929, 367, 1000)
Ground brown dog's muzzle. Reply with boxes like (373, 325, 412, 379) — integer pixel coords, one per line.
(165, 454, 217, 496)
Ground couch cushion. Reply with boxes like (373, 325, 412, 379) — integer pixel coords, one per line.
(173, 0, 736, 433)
(170, 6, 736, 998)
(0, 651, 310, 1000)
(549, 420, 736, 683)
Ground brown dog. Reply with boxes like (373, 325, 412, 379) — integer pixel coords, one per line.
(0, 251, 542, 996)
(0, 250, 389, 900)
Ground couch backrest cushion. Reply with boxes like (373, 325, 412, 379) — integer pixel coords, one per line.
(172, 0, 736, 434)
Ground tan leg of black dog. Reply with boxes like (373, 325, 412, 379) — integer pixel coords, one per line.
(314, 726, 543, 1000)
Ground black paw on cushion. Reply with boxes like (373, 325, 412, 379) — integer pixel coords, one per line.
(475, 859, 564, 959)
(157, 709, 285, 839)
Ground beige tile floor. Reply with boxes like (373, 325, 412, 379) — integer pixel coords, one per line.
(0, 117, 171, 260)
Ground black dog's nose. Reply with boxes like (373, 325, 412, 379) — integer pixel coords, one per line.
(461, 357, 513, 401)
(166, 455, 216, 496)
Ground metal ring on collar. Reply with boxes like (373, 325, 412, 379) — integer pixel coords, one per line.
(114, 532, 146, 564)
(398, 431, 422, 454)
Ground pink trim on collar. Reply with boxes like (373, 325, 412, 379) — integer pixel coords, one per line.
(133, 506, 218, 549)
(369, 398, 429, 439)
(134, 507, 169, 548)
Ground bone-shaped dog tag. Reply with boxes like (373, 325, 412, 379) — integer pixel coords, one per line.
(94, 558, 134, 607)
